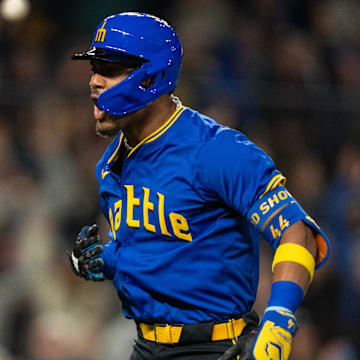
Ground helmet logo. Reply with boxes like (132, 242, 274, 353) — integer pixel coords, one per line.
(95, 20, 107, 42)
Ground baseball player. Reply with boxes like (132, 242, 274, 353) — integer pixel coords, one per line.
(68, 12, 330, 360)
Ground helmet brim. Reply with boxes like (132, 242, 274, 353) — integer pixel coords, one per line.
(71, 47, 147, 66)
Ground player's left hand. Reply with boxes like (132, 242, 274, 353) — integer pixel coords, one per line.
(67, 224, 105, 281)
(252, 309, 299, 360)
(217, 330, 257, 360)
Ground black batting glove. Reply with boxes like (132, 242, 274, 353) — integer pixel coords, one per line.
(67, 224, 105, 281)
(217, 330, 257, 360)
(217, 311, 259, 360)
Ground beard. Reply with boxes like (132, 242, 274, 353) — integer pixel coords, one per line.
(95, 123, 119, 138)
(95, 115, 123, 138)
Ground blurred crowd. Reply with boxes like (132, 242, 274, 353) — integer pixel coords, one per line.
(1, 0, 360, 359)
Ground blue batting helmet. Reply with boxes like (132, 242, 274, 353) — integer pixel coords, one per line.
(72, 12, 183, 116)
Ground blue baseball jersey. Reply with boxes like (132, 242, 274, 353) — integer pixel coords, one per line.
(95, 106, 295, 324)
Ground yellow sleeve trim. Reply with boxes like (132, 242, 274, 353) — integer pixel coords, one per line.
(272, 243, 315, 282)
(259, 174, 286, 199)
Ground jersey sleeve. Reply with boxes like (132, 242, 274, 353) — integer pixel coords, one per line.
(195, 127, 329, 269)
(195, 128, 285, 216)
(99, 231, 118, 280)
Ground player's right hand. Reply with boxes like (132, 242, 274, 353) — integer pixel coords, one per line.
(67, 224, 105, 281)
(252, 309, 299, 360)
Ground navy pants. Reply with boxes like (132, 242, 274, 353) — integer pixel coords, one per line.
(129, 337, 234, 360)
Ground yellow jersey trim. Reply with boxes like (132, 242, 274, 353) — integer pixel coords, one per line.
(101, 169, 110, 179)
(127, 106, 185, 158)
(107, 132, 124, 165)
(259, 174, 286, 199)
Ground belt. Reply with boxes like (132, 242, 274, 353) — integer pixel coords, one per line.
(138, 318, 247, 344)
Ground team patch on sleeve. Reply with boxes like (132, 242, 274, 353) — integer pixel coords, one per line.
(247, 186, 293, 231)
(247, 186, 330, 269)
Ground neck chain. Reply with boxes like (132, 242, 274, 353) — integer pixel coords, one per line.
(171, 94, 182, 109)
(124, 137, 133, 151)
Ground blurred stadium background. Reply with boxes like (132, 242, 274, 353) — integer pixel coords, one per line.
(1, 0, 360, 359)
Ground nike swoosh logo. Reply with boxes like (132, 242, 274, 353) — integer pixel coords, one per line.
(101, 169, 110, 179)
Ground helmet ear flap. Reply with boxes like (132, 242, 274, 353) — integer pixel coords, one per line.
(141, 68, 167, 90)
(151, 69, 170, 90)
(141, 76, 156, 89)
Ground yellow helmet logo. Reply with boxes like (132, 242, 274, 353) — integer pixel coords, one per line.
(95, 20, 107, 42)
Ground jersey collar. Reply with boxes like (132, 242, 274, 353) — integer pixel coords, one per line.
(107, 105, 185, 164)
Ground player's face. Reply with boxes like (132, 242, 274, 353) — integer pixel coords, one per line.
(89, 59, 134, 138)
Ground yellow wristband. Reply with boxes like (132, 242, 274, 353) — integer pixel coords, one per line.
(272, 243, 315, 282)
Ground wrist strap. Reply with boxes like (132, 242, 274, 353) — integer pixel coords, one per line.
(267, 281, 304, 313)
(265, 305, 293, 313)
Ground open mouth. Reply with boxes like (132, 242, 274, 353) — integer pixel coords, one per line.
(91, 96, 105, 121)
